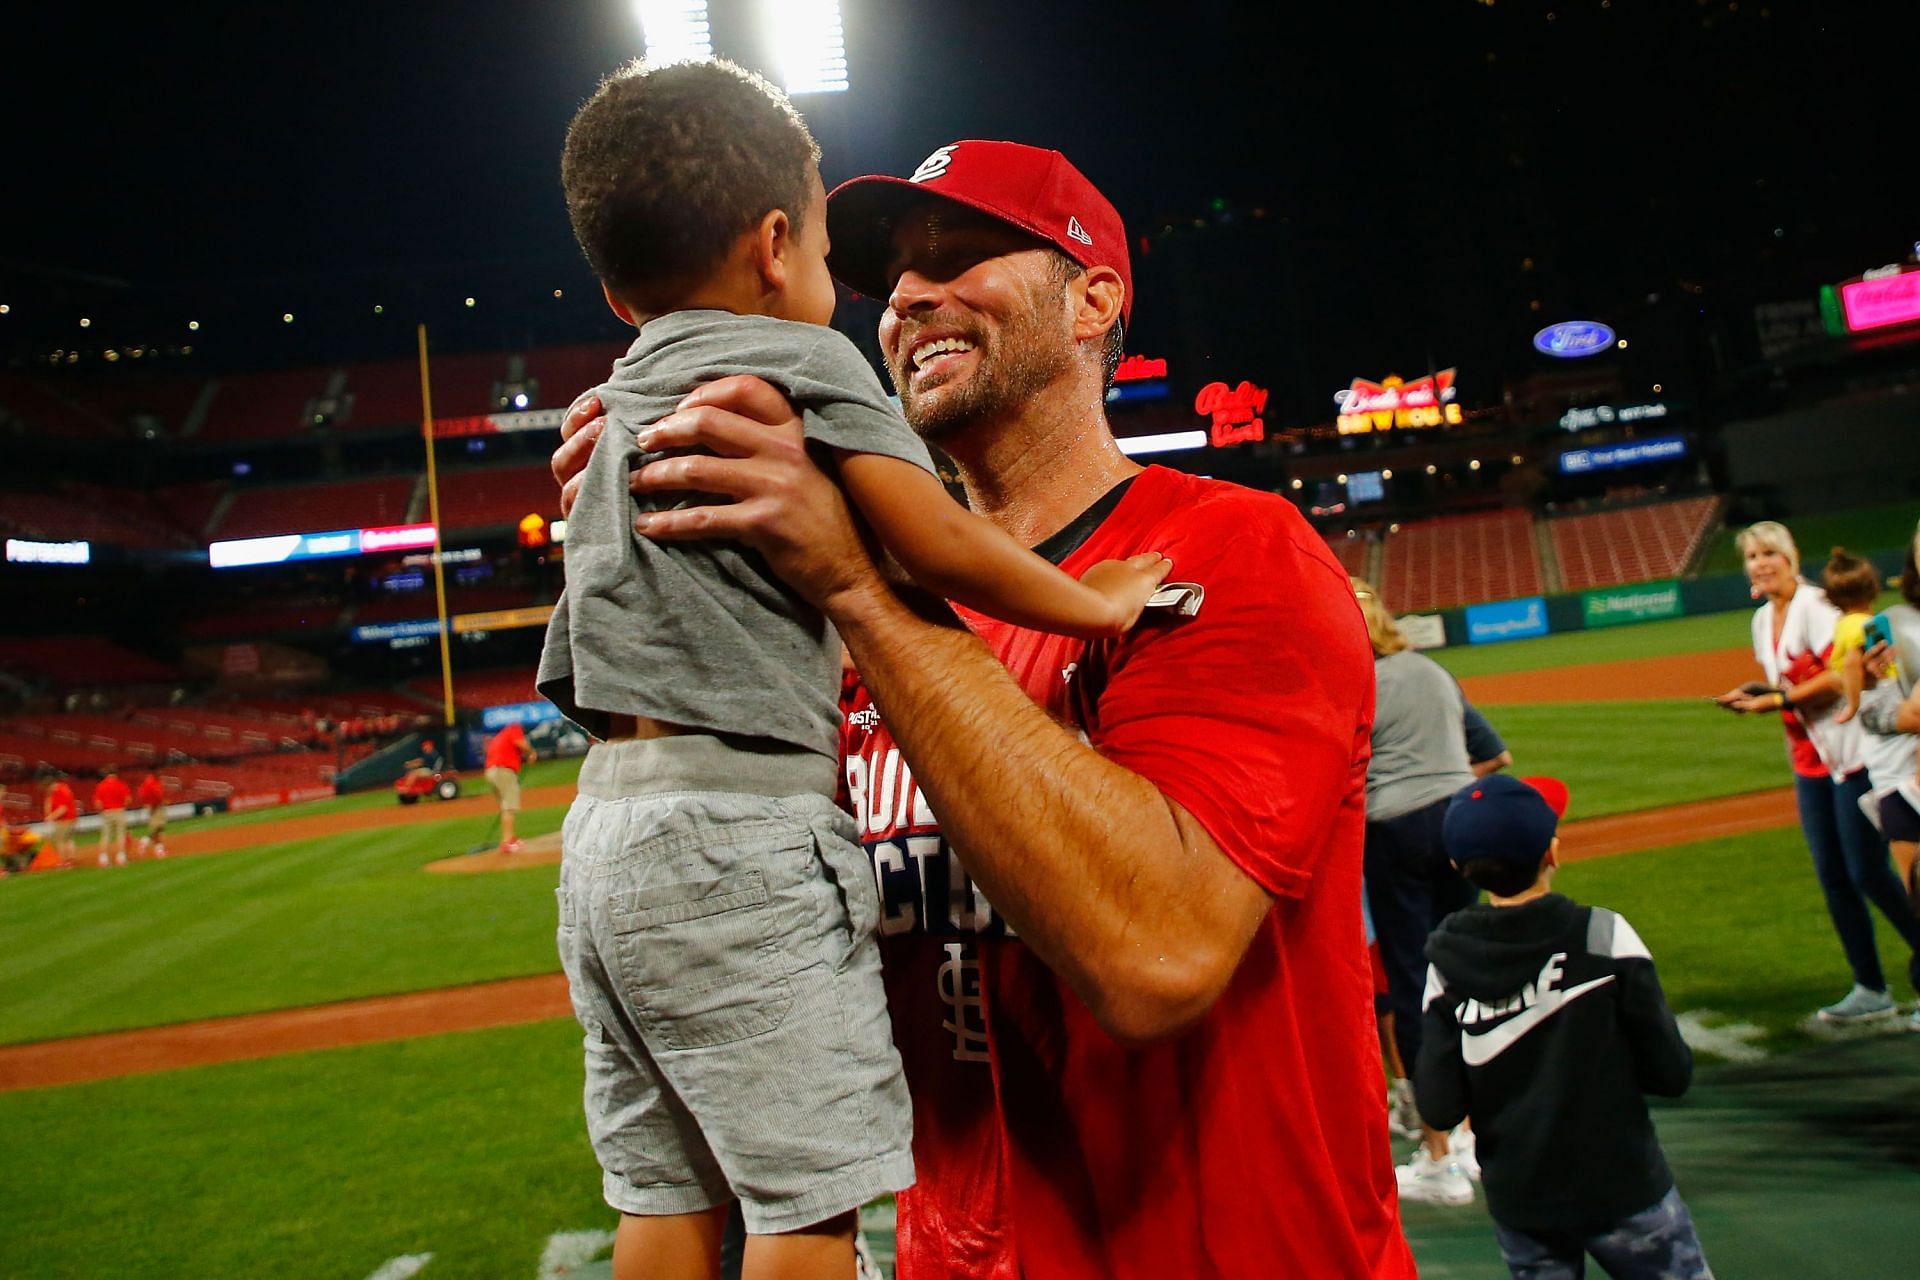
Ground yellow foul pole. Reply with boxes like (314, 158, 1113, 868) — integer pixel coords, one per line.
(417, 324, 456, 730)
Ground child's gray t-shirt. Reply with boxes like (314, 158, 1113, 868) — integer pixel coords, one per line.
(536, 310, 935, 759)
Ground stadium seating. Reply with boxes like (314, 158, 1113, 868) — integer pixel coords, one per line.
(152, 481, 230, 541)
(519, 342, 627, 407)
(0, 637, 180, 686)
(179, 599, 346, 640)
(1549, 496, 1722, 593)
(196, 369, 331, 441)
(410, 666, 540, 710)
(1323, 532, 1370, 578)
(0, 373, 122, 439)
(1379, 510, 1543, 613)
(344, 352, 506, 430)
(0, 489, 193, 550)
(434, 463, 559, 533)
(213, 476, 418, 541)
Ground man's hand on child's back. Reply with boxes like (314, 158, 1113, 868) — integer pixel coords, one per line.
(552, 394, 607, 520)
(1080, 553, 1175, 635)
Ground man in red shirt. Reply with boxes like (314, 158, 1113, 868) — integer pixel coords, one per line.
(137, 771, 169, 859)
(93, 766, 132, 867)
(554, 142, 1413, 1276)
(484, 722, 536, 854)
(43, 776, 78, 864)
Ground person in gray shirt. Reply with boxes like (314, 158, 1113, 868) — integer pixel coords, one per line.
(536, 60, 1167, 1279)
(1352, 578, 1509, 1203)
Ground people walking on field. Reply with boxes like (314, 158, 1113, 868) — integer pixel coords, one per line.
(483, 721, 536, 855)
(92, 766, 131, 868)
(1351, 578, 1501, 1201)
(137, 771, 169, 859)
(1715, 521, 1920, 1024)
(43, 775, 78, 865)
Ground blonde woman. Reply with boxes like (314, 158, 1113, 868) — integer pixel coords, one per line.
(1714, 521, 1920, 1023)
(1353, 579, 1502, 1205)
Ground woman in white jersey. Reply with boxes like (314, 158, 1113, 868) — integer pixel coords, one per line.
(1715, 521, 1920, 1024)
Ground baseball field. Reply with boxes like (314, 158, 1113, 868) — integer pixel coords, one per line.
(3, 611, 1916, 1279)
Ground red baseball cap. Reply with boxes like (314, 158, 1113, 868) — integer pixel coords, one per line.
(826, 140, 1133, 323)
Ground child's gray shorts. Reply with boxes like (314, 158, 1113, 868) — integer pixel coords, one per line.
(556, 736, 913, 1234)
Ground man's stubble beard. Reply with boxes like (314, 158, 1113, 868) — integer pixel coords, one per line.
(891, 295, 1077, 445)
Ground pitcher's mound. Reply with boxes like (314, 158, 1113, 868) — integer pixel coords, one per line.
(426, 831, 563, 874)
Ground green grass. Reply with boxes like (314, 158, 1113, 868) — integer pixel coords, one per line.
(3, 820, 1912, 1279)
(7, 694, 1787, 1041)
(128, 755, 584, 840)
(1556, 825, 1914, 1049)
(1427, 611, 1750, 678)
(1698, 502, 1920, 575)
(1471, 699, 1785, 820)
(0, 1018, 609, 1280)
(0, 804, 570, 1045)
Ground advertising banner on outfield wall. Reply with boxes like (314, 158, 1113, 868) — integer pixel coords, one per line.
(1397, 614, 1447, 649)
(1465, 597, 1549, 644)
(1582, 580, 1683, 629)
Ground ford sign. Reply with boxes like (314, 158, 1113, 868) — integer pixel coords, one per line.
(1532, 321, 1616, 358)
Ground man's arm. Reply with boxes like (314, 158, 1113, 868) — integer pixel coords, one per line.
(604, 377, 1275, 1043)
(828, 575, 1273, 1042)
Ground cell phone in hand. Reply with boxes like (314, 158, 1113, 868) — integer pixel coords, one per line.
(1864, 615, 1894, 652)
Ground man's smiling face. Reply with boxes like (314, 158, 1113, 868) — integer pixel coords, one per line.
(877, 201, 1080, 441)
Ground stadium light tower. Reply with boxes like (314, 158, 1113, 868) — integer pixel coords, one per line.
(767, 0, 849, 94)
(635, 0, 712, 63)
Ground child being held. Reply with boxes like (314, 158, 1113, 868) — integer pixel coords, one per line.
(536, 58, 1169, 1279)
(1824, 546, 1920, 889)
(1414, 775, 1714, 1280)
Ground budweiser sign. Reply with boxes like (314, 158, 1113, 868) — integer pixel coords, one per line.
(1194, 380, 1268, 447)
(1336, 370, 1463, 434)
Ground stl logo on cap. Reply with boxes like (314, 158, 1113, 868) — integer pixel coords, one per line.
(909, 144, 959, 184)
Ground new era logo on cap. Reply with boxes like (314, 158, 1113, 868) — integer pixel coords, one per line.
(825, 140, 1133, 323)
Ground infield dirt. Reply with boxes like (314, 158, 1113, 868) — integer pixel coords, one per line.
(2, 643, 1801, 1088)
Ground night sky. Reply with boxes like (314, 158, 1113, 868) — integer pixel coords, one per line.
(5, 0, 1911, 419)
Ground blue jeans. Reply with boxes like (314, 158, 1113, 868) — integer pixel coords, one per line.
(1795, 770, 1920, 992)
(1494, 1187, 1713, 1279)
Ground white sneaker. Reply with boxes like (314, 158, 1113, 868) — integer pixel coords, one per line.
(115, 851, 127, 866)
(1387, 1079, 1422, 1139)
(1817, 985, 1897, 1023)
(1449, 1125, 1480, 1181)
(98, 851, 109, 867)
(1396, 1148, 1474, 1206)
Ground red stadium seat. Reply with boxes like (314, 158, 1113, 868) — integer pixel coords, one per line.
(1549, 497, 1722, 592)
(1379, 510, 1544, 613)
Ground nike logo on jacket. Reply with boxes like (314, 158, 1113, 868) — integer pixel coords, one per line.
(1458, 953, 1617, 1066)
(1413, 894, 1694, 1233)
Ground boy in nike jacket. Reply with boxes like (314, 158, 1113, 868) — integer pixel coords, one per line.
(1415, 775, 1714, 1280)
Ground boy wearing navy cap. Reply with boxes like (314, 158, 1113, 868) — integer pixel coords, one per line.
(1414, 775, 1714, 1279)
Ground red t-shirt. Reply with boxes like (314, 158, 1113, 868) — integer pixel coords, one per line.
(841, 468, 1412, 1279)
(484, 724, 528, 772)
(93, 776, 131, 812)
(46, 782, 77, 821)
(137, 775, 166, 809)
